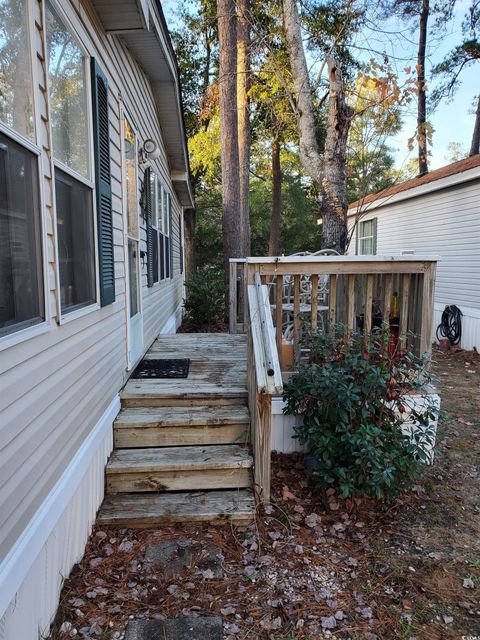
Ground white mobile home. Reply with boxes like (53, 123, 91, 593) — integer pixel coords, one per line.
(348, 156, 480, 350)
(0, 1, 193, 637)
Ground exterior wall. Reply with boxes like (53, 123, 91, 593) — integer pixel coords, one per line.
(349, 178, 480, 350)
(0, 1, 186, 636)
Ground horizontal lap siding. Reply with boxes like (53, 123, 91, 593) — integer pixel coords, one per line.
(0, 0, 184, 566)
(351, 180, 480, 311)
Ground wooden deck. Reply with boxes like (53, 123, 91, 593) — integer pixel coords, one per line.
(121, 333, 248, 406)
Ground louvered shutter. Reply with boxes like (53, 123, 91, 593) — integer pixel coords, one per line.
(91, 59, 115, 306)
(168, 193, 173, 278)
(145, 167, 154, 287)
(179, 212, 184, 274)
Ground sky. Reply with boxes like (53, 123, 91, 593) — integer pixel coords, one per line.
(163, 0, 478, 171)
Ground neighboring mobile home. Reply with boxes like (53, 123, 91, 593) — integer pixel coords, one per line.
(0, 1, 193, 637)
(348, 156, 480, 350)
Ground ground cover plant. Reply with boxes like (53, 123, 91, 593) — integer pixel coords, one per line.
(181, 266, 227, 331)
(283, 326, 438, 500)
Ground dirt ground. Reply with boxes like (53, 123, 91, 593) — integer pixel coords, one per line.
(50, 347, 480, 640)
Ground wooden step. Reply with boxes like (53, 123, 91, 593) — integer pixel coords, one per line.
(120, 387, 249, 408)
(97, 489, 255, 527)
(106, 445, 253, 493)
(114, 405, 250, 448)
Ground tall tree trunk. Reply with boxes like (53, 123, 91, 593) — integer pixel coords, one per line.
(183, 208, 196, 278)
(282, 0, 323, 183)
(470, 94, 480, 156)
(237, 0, 251, 256)
(321, 58, 354, 253)
(217, 0, 241, 270)
(268, 139, 282, 256)
(417, 0, 429, 176)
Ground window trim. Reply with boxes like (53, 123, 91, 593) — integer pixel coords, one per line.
(357, 218, 377, 256)
(44, 0, 100, 322)
(0, 1, 51, 350)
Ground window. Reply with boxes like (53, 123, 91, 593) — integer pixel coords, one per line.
(357, 218, 377, 255)
(55, 168, 95, 311)
(46, 1, 97, 314)
(46, 2, 89, 177)
(0, 0, 35, 140)
(0, 132, 44, 337)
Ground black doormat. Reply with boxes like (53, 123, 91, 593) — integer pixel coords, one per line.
(131, 358, 190, 379)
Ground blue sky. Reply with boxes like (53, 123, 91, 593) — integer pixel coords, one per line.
(163, 0, 478, 171)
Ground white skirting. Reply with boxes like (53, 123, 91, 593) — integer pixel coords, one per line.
(434, 303, 480, 351)
(0, 396, 118, 640)
(160, 303, 184, 335)
(272, 394, 440, 457)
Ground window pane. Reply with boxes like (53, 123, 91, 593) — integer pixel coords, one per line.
(124, 118, 138, 238)
(55, 168, 95, 312)
(361, 220, 373, 238)
(163, 190, 169, 236)
(360, 237, 374, 255)
(0, 132, 44, 336)
(128, 239, 139, 317)
(0, 0, 35, 138)
(46, 1, 89, 177)
(156, 184, 164, 233)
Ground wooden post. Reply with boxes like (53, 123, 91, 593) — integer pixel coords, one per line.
(364, 274, 374, 340)
(253, 393, 272, 503)
(399, 274, 410, 349)
(293, 274, 301, 364)
(383, 273, 393, 326)
(419, 264, 436, 359)
(276, 274, 283, 355)
(329, 273, 337, 326)
(229, 261, 237, 334)
(311, 273, 318, 331)
(346, 274, 355, 333)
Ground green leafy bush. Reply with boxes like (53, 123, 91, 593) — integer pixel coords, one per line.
(283, 326, 438, 500)
(182, 267, 227, 331)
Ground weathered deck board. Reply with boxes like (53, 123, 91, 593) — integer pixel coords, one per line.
(106, 444, 253, 492)
(122, 334, 248, 406)
(114, 405, 250, 448)
(108, 444, 253, 473)
(97, 489, 255, 527)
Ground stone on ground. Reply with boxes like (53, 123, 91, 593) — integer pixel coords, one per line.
(125, 616, 223, 640)
(143, 538, 224, 579)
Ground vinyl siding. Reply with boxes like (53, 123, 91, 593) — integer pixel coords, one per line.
(349, 179, 480, 312)
(0, 0, 185, 566)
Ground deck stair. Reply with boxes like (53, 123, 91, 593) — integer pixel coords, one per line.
(98, 334, 255, 527)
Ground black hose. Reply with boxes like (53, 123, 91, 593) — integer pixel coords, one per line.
(436, 305, 463, 345)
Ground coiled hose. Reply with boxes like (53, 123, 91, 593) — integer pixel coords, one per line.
(436, 304, 463, 345)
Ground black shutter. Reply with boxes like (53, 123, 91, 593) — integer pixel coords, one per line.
(145, 167, 154, 287)
(168, 193, 173, 278)
(91, 59, 115, 306)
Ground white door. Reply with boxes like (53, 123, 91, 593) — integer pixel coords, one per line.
(123, 113, 143, 368)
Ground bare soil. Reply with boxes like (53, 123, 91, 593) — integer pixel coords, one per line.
(50, 347, 480, 640)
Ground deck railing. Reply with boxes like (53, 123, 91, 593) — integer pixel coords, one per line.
(232, 256, 438, 368)
(246, 273, 283, 503)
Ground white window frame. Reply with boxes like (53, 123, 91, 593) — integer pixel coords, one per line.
(0, 0, 51, 351)
(357, 218, 377, 256)
(44, 0, 100, 324)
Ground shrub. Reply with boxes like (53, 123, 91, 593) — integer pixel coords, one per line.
(283, 325, 438, 500)
(182, 267, 227, 331)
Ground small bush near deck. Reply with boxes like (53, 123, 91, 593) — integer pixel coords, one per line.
(283, 326, 438, 500)
(182, 267, 227, 330)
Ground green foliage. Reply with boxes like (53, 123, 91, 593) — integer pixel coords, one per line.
(182, 267, 226, 330)
(283, 326, 438, 500)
